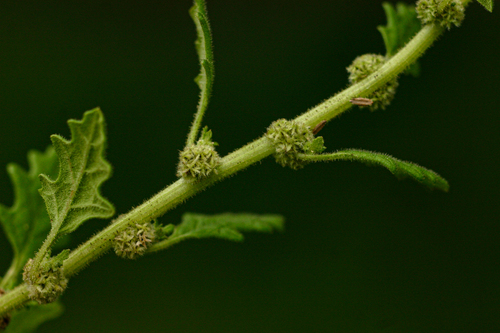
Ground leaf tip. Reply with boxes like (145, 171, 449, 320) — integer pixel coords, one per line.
(477, 0, 493, 12)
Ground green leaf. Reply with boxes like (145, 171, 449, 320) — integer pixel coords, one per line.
(5, 301, 63, 333)
(39, 108, 115, 238)
(298, 149, 449, 192)
(303, 137, 327, 154)
(0, 147, 59, 290)
(186, 0, 215, 146)
(377, 2, 422, 76)
(477, 0, 493, 12)
(149, 213, 284, 252)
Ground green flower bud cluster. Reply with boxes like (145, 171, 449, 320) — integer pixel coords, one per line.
(177, 128, 221, 181)
(416, 0, 465, 29)
(22, 252, 69, 304)
(113, 222, 157, 260)
(347, 54, 399, 111)
(266, 119, 315, 170)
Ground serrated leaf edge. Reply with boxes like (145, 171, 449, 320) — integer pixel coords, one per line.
(39, 108, 114, 236)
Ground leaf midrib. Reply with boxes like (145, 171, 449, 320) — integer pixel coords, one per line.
(54, 119, 97, 232)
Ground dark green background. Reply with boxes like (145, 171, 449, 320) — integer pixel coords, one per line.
(1, 1, 499, 332)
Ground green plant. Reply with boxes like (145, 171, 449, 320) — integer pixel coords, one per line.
(0, 0, 495, 331)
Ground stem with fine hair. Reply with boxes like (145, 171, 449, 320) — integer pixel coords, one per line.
(0, 22, 445, 316)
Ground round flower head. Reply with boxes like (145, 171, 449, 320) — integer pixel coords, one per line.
(266, 119, 314, 170)
(23, 255, 68, 304)
(177, 127, 221, 181)
(113, 222, 157, 260)
(347, 54, 399, 111)
(416, 0, 465, 30)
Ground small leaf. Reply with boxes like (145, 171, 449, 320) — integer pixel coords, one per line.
(377, 2, 422, 76)
(477, 0, 493, 12)
(5, 301, 63, 333)
(39, 108, 115, 237)
(200, 126, 219, 146)
(149, 213, 284, 252)
(186, 0, 215, 146)
(298, 149, 449, 192)
(0, 147, 59, 290)
(303, 137, 327, 154)
(199, 126, 213, 142)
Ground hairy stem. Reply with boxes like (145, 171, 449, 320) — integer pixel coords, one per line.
(0, 285, 28, 315)
(0, 23, 445, 316)
(295, 24, 443, 127)
(27, 229, 58, 281)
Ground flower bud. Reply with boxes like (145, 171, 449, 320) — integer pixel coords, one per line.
(266, 119, 314, 170)
(347, 54, 399, 111)
(416, 0, 465, 29)
(22, 252, 69, 304)
(113, 222, 157, 260)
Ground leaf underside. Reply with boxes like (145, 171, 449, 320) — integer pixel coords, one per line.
(152, 213, 284, 250)
(377, 2, 421, 76)
(0, 147, 59, 289)
(477, 0, 493, 12)
(5, 302, 63, 333)
(39, 107, 115, 237)
(186, 0, 215, 146)
(303, 149, 449, 192)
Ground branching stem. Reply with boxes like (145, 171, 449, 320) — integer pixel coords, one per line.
(0, 23, 445, 316)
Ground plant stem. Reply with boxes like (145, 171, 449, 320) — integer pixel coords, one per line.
(0, 23, 445, 316)
(295, 24, 443, 127)
(27, 229, 58, 280)
(0, 284, 28, 315)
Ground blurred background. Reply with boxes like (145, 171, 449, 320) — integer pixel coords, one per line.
(1, 0, 499, 332)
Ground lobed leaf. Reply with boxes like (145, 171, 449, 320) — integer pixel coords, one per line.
(299, 149, 449, 192)
(5, 301, 63, 333)
(377, 2, 421, 76)
(149, 213, 284, 252)
(0, 148, 59, 289)
(39, 108, 114, 237)
(477, 0, 493, 12)
(186, 0, 215, 146)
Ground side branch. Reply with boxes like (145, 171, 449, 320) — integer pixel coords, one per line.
(0, 23, 446, 316)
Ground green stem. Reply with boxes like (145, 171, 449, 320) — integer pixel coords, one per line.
(63, 137, 275, 277)
(27, 229, 58, 280)
(162, 224, 175, 235)
(0, 23, 445, 316)
(148, 234, 191, 253)
(0, 284, 28, 315)
(186, 103, 205, 147)
(295, 24, 444, 127)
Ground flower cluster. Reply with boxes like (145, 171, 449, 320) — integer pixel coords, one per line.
(347, 54, 399, 111)
(22, 255, 68, 304)
(266, 119, 315, 170)
(177, 129, 221, 181)
(416, 0, 465, 29)
(113, 222, 157, 260)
